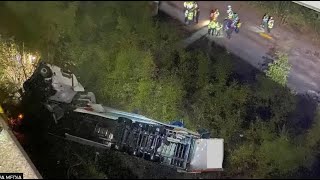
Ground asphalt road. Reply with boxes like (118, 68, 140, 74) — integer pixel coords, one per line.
(159, 1, 320, 95)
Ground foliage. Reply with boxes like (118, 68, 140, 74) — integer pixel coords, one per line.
(1, 1, 320, 179)
(265, 52, 291, 86)
(0, 36, 39, 93)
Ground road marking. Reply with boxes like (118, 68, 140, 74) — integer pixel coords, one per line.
(259, 32, 273, 40)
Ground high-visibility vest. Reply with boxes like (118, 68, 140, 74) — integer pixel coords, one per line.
(213, 21, 217, 29)
(237, 22, 242, 28)
(268, 20, 274, 28)
(216, 23, 222, 30)
(0, 105, 4, 114)
(188, 11, 194, 20)
(212, 21, 218, 29)
(228, 12, 233, 19)
(208, 21, 215, 29)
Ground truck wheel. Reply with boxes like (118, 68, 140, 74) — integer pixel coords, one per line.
(40, 65, 53, 78)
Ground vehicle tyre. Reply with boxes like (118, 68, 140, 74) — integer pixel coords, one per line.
(39, 65, 53, 78)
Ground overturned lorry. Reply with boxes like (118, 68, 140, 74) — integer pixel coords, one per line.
(22, 62, 224, 173)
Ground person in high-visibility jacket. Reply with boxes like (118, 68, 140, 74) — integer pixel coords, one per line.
(227, 5, 233, 19)
(193, 1, 200, 23)
(261, 13, 269, 28)
(184, 9, 189, 23)
(184, 1, 193, 23)
(232, 13, 239, 26)
(213, 9, 219, 21)
(210, 9, 215, 20)
(267, 16, 274, 33)
(215, 22, 223, 37)
(235, 19, 241, 33)
(184, 2, 188, 23)
(208, 20, 216, 36)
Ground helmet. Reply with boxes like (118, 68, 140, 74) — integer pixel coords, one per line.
(228, 5, 232, 9)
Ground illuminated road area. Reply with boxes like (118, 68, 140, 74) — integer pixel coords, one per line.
(160, 1, 320, 94)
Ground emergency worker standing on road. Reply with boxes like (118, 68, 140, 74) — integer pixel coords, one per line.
(232, 13, 239, 26)
(193, 1, 200, 24)
(235, 19, 241, 33)
(215, 22, 223, 36)
(210, 9, 215, 20)
(267, 16, 274, 33)
(184, 1, 195, 24)
(227, 5, 233, 19)
(208, 20, 216, 36)
(184, 1, 188, 23)
(224, 18, 234, 39)
(184, 9, 189, 23)
(213, 8, 219, 21)
(261, 13, 269, 28)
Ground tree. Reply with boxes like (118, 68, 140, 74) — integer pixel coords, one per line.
(0, 36, 39, 93)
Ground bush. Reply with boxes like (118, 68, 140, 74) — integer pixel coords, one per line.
(265, 52, 291, 86)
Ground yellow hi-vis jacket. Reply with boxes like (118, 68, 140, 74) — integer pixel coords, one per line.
(268, 19, 274, 29)
(216, 23, 223, 30)
(208, 21, 217, 29)
(187, 11, 194, 20)
(237, 22, 242, 28)
(0, 105, 4, 114)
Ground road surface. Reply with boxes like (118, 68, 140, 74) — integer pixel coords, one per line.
(159, 1, 320, 94)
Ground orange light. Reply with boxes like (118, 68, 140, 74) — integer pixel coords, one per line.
(18, 114, 24, 120)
